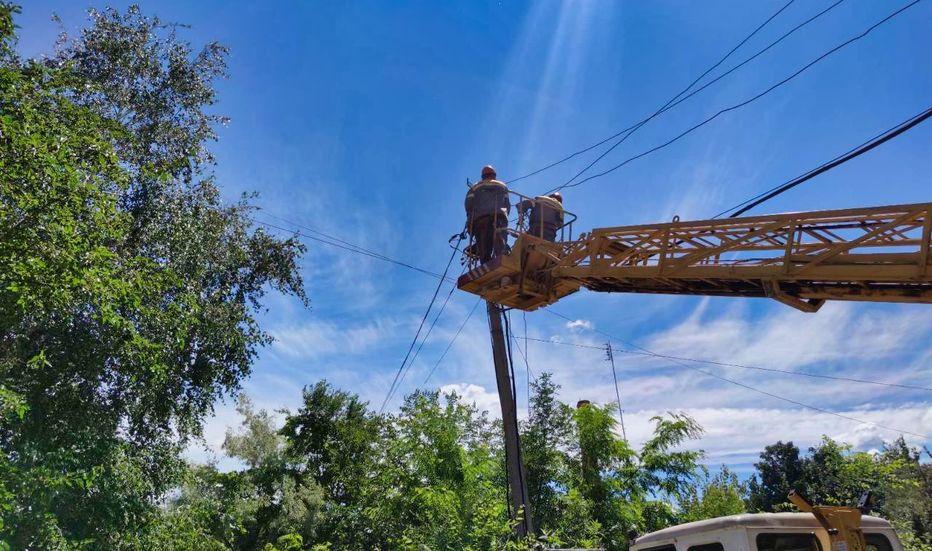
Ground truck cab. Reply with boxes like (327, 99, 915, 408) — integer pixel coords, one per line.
(630, 514, 902, 551)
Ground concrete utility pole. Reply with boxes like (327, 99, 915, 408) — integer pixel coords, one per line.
(485, 300, 533, 537)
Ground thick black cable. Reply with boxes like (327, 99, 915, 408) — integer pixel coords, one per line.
(380, 237, 462, 413)
(540, 309, 930, 439)
(552, 0, 923, 192)
(510, 0, 798, 187)
(716, 106, 932, 218)
(422, 298, 482, 387)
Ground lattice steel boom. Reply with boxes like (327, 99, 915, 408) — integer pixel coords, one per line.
(457, 202, 932, 312)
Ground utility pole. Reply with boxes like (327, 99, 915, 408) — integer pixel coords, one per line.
(605, 342, 627, 441)
(486, 301, 533, 537)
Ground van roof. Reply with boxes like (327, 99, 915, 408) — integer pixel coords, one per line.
(634, 513, 892, 547)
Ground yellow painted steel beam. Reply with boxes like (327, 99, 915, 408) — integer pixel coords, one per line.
(457, 202, 932, 312)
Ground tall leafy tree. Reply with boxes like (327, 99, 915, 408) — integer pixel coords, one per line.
(0, 3, 305, 546)
(678, 466, 748, 523)
(748, 441, 806, 512)
(521, 373, 574, 533)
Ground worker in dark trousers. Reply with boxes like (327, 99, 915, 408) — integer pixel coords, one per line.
(465, 165, 510, 263)
(519, 192, 564, 242)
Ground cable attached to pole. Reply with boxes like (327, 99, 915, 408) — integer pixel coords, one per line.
(502, 310, 532, 536)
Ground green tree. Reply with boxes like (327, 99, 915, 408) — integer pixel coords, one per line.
(748, 441, 806, 511)
(552, 400, 703, 550)
(521, 373, 574, 532)
(748, 436, 932, 551)
(224, 395, 286, 470)
(0, 4, 305, 546)
(678, 466, 747, 523)
(382, 390, 513, 550)
(879, 439, 932, 550)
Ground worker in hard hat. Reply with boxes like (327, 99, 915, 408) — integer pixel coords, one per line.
(465, 165, 510, 262)
(518, 192, 564, 242)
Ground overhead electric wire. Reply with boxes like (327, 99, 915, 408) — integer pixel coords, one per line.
(501, 310, 531, 533)
(422, 298, 482, 387)
(518, 335, 932, 392)
(380, 237, 462, 413)
(510, 0, 799, 187)
(392, 268, 466, 399)
(550, 0, 923, 193)
(510, 334, 537, 384)
(523, 312, 531, 404)
(252, 218, 457, 284)
(260, 210, 397, 262)
(249, 213, 486, 396)
(549, 0, 799, 191)
(605, 342, 628, 441)
(715, 106, 932, 218)
(408, 273, 461, 369)
(540, 309, 930, 439)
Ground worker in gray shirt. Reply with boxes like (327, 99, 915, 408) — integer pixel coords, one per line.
(519, 192, 564, 242)
(465, 165, 510, 262)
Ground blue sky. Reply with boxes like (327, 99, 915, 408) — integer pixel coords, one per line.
(18, 1, 932, 473)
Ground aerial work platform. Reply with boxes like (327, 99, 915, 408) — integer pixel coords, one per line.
(458, 201, 932, 312)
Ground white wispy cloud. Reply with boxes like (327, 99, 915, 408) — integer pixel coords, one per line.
(565, 318, 593, 331)
(270, 317, 403, 359)
(440, 383, 502, 415)
(644, 300, 932, 378)
(621, 405, 932, 473)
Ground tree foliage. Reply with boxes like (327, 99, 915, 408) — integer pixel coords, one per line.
(748, 437, 932, 551)
(0, 3, 305, 546)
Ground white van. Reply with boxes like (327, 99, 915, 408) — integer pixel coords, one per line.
(630, 513, 903, 551)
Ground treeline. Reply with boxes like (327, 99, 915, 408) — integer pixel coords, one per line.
(148, 375, 928, 551)
(1, 3, 929, 549)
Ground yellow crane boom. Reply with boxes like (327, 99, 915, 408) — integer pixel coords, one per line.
(458, 201, 932, 312)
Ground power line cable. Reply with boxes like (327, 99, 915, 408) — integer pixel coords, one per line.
(259, 210, 396, 262)
(551, 0, 923, 192)
(540, 309, 930, 439)
(549, 0, 800, 191)
(380, 237, 462, 413)
(519, 335, 932, 392)
(509, 0, 799, 187)
(605, 342, 628, 441)
(422, 298, 482, 387)
(510, 334, 537, 384)
(715, 106, 932, 218)
(390, 267, 466, 401)
(252, 218, 457, 284)
(523, 311, 531, 405)
(502, 310, 532, 534)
